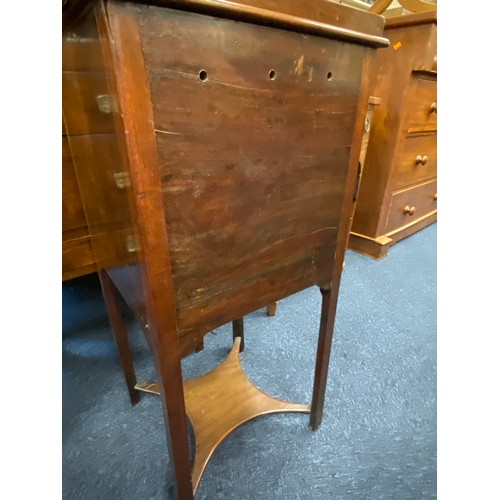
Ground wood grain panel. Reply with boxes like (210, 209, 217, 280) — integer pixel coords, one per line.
(67, 134, 132, 231)
(62, 15, 104, 71)
(393, 132, 436, 189)
(62, 236, 96, 280)
(62, 135, 88, 237)
(386, 179, 437, 233)
(62, 71, 115, 135)
(138, 6, 365, 337)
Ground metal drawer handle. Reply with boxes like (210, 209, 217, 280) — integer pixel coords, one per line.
(415, 155, 428, 165)
(430, 102, 437, 113)
(403, 205, 416, 216)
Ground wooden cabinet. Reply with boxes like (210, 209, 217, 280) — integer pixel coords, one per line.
(349, 11, 437, 259)
(62, 1, 388, 497)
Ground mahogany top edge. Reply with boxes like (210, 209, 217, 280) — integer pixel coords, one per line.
(384, 10, 437, 29)
(63, 0, 389, 48)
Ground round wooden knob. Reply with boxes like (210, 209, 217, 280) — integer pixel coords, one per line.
(433, 193, 437, 201)
(430, 102, 437, 113)
(403, 205, 416, 215)
(415, 155, 428, 165)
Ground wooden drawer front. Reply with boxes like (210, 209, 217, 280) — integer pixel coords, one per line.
(62, 237, 96, 281)
(62, 71, 115, 136)
(386, 180, 437, 233)
(67, 134, 132, 231)
(394, 133, 437, 190)
(406, 77, 437, 133)
(62, 136, 88, 236)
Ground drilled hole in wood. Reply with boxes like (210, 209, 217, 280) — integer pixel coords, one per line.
(327, 72, 333, 81)
(268, 69, 276, 80)
(199, 70, 208, 82)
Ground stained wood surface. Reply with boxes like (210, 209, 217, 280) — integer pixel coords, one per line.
(135, 4, 368, 343)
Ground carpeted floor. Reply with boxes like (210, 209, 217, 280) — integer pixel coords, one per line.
(62, 223, 436, 499)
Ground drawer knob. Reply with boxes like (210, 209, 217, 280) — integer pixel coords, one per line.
(430, 102, 437, 113)
(403, 205, 416, 216)
(415, 155, 429, 165)
(433, 193, 437, 201)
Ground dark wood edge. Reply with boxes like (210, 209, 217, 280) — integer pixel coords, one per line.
(331, 49, 375, 287)
(310, 47, 375, 429)
(63, 0, 94, 32)
(411, 69, 437, 78)
(63, 0, 389, 47)
(385, 10, 437, 28)
(100, 1, 194, 497)
(140, 0, 389, 47)
(62, 264, 97, 282)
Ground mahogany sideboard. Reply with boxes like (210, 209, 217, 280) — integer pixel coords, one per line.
(62, 1, 388, 498)
(349, 10, 437, 259)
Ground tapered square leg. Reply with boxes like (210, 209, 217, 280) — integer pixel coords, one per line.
(310, 287, 338, 430)
(98, 270, 140, 406)
(232, 317, 244, 352)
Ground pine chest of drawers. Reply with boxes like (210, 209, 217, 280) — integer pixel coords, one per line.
(349, 11, 437, 259)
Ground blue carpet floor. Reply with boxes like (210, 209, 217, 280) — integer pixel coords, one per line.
(62, 223, 436, 499)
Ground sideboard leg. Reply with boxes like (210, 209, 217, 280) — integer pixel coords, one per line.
(267, 301, 277, 317)
(310, 287, 338, 430)
(232, 317, 244, 352)
(99, 269, 140, 406)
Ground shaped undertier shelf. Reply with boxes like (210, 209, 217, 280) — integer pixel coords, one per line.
(135, 337, 310, 494)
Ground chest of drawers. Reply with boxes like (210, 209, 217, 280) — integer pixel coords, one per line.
(349, 11, 437, 258)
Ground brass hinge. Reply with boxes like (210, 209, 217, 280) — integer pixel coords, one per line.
(113, 172, 131, 189)
(96, 94, 118, 114)
(126, 234, 141, 253)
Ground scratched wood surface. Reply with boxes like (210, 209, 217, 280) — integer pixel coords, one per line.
(134, 5, 366, 341)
